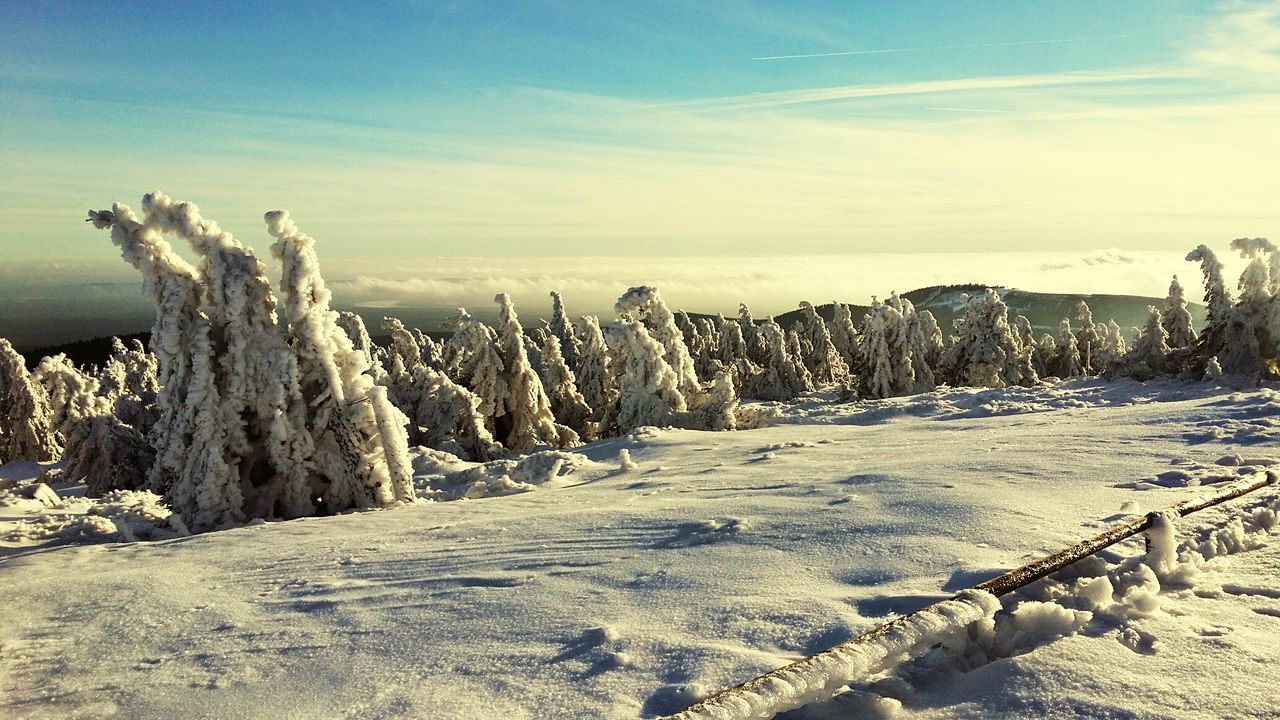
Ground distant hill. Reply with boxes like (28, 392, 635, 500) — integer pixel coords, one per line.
(759, 284, 1206, 339)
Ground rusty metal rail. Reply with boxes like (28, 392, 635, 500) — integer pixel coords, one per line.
(666, 470, 1278, 720)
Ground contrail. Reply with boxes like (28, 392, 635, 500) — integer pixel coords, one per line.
(753, 34, 1131, 61)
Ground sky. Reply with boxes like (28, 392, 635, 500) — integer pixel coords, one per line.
(0, 1, 1277, 335)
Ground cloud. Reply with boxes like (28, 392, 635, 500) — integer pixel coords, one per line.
(1039, 249, 1140, 271)
(752, 34, 1135, 61)
(319, 250, 1224, 320)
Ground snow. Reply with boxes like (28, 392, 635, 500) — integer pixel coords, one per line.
(2, 378, 1280, 718)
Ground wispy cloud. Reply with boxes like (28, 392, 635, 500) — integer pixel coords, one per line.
(669, 70, 1180, 111)
(752, 34, 1135, 61)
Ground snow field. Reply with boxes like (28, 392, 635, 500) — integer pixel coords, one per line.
(1, 378, 1278, 718)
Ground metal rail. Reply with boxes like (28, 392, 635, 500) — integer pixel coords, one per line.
(666, 470, 1278, 720)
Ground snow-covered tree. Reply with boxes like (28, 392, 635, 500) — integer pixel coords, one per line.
(1160, 276, 1196, 351)
(574, 315, 618, 434)
(942, 289, 1037, 388)
(383, 356, 503, 461)
(1185, 243, 1262, 379)
(681, 371, 738, 431)
(615, 286, 700, 397)
(896, 295, 941, 393)
(98, 338, 160, 433)
(856, 298, 925, 398)
(539, 335, 593, 437)
(0, 339, 59, 464)
(493, 293, 578, 452)
(1232, 237, 1279, 376)
(444, 309, 509, 426)
(1014, 315, 1047, 378)
(1123, 306, 1170, 379)
(1047, 318, 1083, 378)
(828, 302, 860, 371)
(548, 291, 582, 371)
(88, 195, 415, 530)
(32, 354, 100, 440)
(1095, 319, 1128, 372)
(268, 209, 416, 516)
(796, 301, 849, 385)
(1074, 301, 1103, 374)
(742, 319, 809, 401)
(604, 318, 687, 431)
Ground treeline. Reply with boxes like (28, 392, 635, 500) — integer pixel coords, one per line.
(0, 192, 1275, 534)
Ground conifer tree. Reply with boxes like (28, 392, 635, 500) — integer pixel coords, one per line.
(1160, 276, 1197, 350)
(0, 340, 60, 464)
(493, 293, 578, 452)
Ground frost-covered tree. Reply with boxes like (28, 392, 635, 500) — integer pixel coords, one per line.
(857, 301, 896, 399)
(539, 335, 593, 437)
(828, 302, 860, 371)
(574, 315, 618, 434)
(1047, 319, 1083, 378)
(0, 339, 59, 464)
(383, 356, 503, 461)
(681, 371, 738, 431)
(444, 308, 509, 426)
(493, 293, 578, 452)
(1232, 237, 1279, 376)
(796, 301, 849, 385)
(741, 319, 809, 401)
(63, 413, 155, 497)
(857, 299, 920, 398)
(942, 289, 1037, 388)
(32, 354, 100, 441)
(1160, 276, 1196, 351)
(604, 318, 687, 431)
(88, 195, 415, 530)
(548, 291, 582, 371)
(268, 209, 416, 516)
(383, 316, 423, 369)
(98, 338, 160, 433)
(1074, 301, 1103, 375)
(892, 294, 941, 393)
(615, 286, 700, 397)
(1185, 243, 1263, 379)
(1014, 315, 1047, 378)
(1123, 306, 1170, 379)
(1095, 319, 1128, 372)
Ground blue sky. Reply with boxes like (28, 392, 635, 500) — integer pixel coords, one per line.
(1, 0, 1277, 270)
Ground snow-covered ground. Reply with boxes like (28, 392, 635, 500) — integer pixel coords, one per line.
(2, 378, 1278, 719)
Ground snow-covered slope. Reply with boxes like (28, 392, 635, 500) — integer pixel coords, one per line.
(1, 379, 1278, 719)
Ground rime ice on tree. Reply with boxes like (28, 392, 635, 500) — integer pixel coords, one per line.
(87, 195, 416, 530)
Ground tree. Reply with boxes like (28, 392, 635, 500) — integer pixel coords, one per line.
(743, 319, 809, 401)
(1160, 276, 1196, 351)
(1048, 318, 1083, 378)
(828, 302, 860, 371)
(548, 291, 582, 371)
(493, 293, 579, 452)
(1185, 243, 1262, 379)
(604, 318, 687, 431)
(444, 309, 509, 428)
(574, 315, 618, 434)
(615, 286, 700, 397)
(0, 339, 59, 464)
(383, 356, 503, 461)
(796, 301, 849, 385)
(1074, 301, 1103, 375)
(539, 335, 593, 437)
(268, 209, 416, 516)
(88, 195, 416, 530)
(941, 289, 1037, 388)
(1123, 306, 1170, 379)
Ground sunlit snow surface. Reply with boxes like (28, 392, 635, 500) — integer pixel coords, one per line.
(2, 378, 1279, 719)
